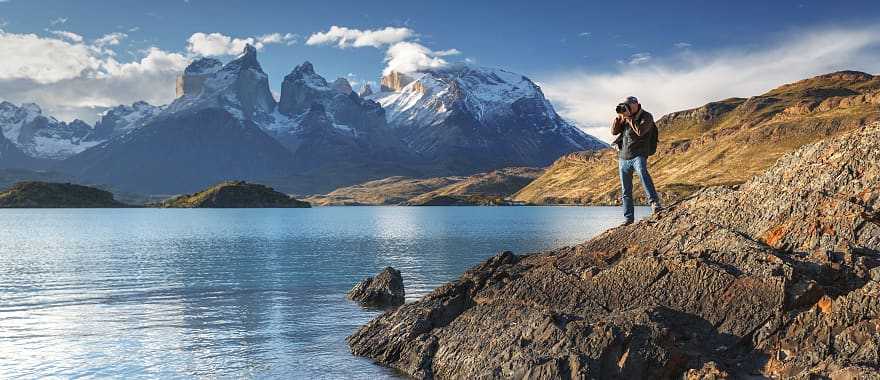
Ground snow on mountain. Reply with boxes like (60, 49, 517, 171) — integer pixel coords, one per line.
(369, 63, 607, 163)
(165, 44, 276, 124)
(0, 101, 102, 160)
(93, 101, 161, 139)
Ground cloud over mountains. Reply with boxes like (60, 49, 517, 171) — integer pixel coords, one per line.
(540, 25, 880, 142)
(306, 25, 460, 75)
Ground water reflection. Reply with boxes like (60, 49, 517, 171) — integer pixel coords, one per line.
(0, 206, 647, 378)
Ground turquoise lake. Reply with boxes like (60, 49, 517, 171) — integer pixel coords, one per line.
(0, 206, 648, 379)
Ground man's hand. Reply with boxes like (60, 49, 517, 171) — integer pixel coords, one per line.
(612, 115, 625, 135)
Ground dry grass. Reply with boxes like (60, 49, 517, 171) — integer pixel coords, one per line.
(514, 71, 880, 205)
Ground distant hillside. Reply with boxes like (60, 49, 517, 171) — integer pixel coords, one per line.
(304, 176, 463, 206)
(514, 71, 880, 205)
(0, 181, 128, 208)
(154, 181, 310, 208)
(306, 167, 544, 206)
(403, 167, 544, 206)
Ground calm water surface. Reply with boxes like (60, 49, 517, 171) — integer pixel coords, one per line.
(0, 206, 648, 379)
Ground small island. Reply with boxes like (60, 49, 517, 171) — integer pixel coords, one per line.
(0, 181, 129, 208)
(153, 181, 311, 208)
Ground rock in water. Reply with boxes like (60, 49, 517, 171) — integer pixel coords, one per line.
(348, 267, 405, 307)
(347, 123, 880, 379)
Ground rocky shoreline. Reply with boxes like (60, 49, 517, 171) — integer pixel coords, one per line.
(347, 123, 880, 378)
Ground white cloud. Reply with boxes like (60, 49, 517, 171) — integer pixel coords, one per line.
(49, 30, 83, 43)
(0, 30, 188, 122)
(673, 42, 692, 49)
(94, 32, 127, 47)
(384, 41, 454, 75)
(627, 52, 651, 65)
(0, 31, 99, 83)
(307, 25, 459, 75)
(49, 17, 68, 26)
(579, 32, 592, 38)
(306, 26, 413, 48)
(186, 32, 295, 56)
(257, 32, 298, 46)
(540, 25, 880, 142)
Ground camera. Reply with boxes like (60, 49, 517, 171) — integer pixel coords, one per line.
(616, 103, 630, 114)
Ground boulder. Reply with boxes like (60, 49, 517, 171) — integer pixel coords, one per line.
(347, 123, 880, 379)
(348, 267, 405, 307)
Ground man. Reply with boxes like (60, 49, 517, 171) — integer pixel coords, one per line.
(612, 96, 662, 225)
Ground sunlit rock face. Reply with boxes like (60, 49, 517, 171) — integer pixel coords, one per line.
(175, 57, 222, 98)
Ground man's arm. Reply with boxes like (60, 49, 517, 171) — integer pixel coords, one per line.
(628, 112, 655, 137)
(612, 116, 625, 135)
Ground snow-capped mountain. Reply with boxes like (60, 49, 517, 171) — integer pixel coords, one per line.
(39, 45, 606, 195)
(93, 101, 161, 139)
(59, 45, 295, 194)
(0, 100, 161, 163)
(0, 102, 99, 160)
(369, 64, 607, 173)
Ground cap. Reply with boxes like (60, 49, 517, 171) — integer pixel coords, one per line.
(624, 96, 639, 104)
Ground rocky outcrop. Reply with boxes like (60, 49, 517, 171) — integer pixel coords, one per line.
(0, 181, 128, 208)
(380, 71, 414, 92)
(358, 84, 374, 97)
(175, 57, 222, 97)
(332, 77, 353, 94)
(514, 71, 880, 205)
(348, 267, 405, 307)
(154, 181, 310, 208)
(348, 123, 880, 379)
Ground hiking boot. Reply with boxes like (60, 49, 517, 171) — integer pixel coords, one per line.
(651, 202, 664, 213)
(620, 219, 634, 227)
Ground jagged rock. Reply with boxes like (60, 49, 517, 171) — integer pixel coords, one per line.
(332, 77, 353, 94)
(380, 71, 414, 92)
(358, 84, 374, 97)
(348, 123, 880, 379)
(175, 57, 222, 97)
(348, 267, 405, 307)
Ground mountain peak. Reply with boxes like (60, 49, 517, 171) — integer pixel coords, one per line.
(294, 61, 315, 75)
(358, 84, 374, 97)
(239, 44, 258, 61)
(380, 71, 414, 92)
(184, 57, 223, 75)
(332, 78, 353, 94)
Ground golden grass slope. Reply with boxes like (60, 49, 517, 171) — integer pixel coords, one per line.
(513, 71, 880, 205)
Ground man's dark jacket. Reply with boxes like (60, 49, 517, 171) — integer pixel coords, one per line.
(613, 109, 656, 160)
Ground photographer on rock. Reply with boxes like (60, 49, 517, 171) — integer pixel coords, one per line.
(612, 96, 662, 226)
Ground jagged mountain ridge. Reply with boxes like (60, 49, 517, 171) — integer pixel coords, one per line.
(58, 47, 296, 194)
(370, 64, 608, 173)
(4, 45, 605, 194)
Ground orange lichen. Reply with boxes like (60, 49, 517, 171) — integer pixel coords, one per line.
(763, 224, 789, 247)
(817, 295, 833, 314)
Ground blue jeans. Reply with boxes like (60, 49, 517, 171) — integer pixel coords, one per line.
(619, 155, 660, 222)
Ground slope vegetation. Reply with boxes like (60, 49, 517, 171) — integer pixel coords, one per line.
(514, 71, 880, 204)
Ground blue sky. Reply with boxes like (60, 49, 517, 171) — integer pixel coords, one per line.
(1, 0, 879, 140)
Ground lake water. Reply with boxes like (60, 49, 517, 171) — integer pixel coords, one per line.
(0, 206, 648, 379)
